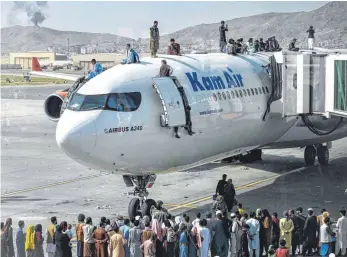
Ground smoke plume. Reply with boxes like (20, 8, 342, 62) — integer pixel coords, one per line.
(12, 1, 48, 26)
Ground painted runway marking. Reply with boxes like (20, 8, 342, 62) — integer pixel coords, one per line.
(167, 166, 307, 212)
(1, 173, 106, 197)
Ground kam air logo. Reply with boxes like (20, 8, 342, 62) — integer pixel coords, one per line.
(185, 67, 244, 92)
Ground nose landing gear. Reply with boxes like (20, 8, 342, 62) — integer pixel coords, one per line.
(123, 175, 158, 221)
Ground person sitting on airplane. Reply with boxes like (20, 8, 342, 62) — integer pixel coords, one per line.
(246, 38, 256, 54)
(259, 38, 266, 51)
(288, 38, 299, 52)
(271, 36, 281, 51)
(124, 44, 140, 64)
(254, 40, 260, 52)
(159, 60, 173, 77)
(87, 59, 104, 80)
(226, 39, 237, 55)
(167, 38, 181, 55)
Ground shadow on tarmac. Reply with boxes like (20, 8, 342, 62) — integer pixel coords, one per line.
(179, 155, 347, 221)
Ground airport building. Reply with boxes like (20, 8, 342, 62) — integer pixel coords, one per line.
(6, 52, 68, 69)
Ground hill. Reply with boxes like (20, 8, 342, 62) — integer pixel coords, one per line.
(1, 1, 347, 54)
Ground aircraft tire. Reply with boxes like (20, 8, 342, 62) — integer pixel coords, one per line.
(128, 198, 140, 221)
(304, 146, 316, 166)
(141, 199, 157, 219)
(317, 145, 329, 165)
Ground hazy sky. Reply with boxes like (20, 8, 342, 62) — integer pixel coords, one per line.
(1, 1, 328, 38)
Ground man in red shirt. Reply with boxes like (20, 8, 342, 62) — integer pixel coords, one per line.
(167, 38, 181, 55)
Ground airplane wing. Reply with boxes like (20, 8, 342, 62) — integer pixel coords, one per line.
(30, 71, 80, 82)
(29, 57, 82, 82)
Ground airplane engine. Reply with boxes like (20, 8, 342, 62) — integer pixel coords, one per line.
(44, 93, 64, 122)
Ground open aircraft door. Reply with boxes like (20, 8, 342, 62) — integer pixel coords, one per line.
(152, 77, 187, 128)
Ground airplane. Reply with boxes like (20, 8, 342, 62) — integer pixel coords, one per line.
(30, 51, 347, 220)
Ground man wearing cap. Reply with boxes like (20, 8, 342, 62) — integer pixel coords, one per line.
(150, 21, 160, 58)
(303, 208, 318, 256)
(289, 38, 299, 51)
(229, 213, 238, 257)
(336, 209, 347, 256)
(219, 21, 228, 52)
(212, 211, 229, 257)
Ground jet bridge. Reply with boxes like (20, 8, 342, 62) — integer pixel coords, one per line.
(265, 48, 347, 122)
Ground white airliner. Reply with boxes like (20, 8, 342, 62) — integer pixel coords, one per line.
(30, 51, 347, 220)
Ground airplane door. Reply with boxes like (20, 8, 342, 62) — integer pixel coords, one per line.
(152, 77, 186, 127)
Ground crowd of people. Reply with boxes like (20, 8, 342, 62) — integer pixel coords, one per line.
(1, 174, 346, 257)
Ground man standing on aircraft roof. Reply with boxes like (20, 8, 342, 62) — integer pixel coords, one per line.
(289, 38, 299, 52)
(150, 21, 160, 58)
(246, 38, 255, 54)
(87, 59, 103, 80)
(306, 25, 315, 50)
(125, 44, 140, 64)
(219, 21, 228, 52)
(167, 38, 181, 55)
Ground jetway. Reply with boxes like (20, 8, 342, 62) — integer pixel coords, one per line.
(265, 48, 347, 120)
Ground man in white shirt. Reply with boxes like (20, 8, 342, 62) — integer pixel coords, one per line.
(336, 209, 347, 256)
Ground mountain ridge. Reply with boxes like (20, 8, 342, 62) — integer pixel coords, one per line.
(1, 1, 347, 54)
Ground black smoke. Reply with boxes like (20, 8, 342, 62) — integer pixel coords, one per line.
(12, 1, 48, 26)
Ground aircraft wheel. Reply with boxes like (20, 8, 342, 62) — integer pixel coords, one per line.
(317, 145, 329, 165)
(304, 146, 316, 166)
(141, 199, 157, 219)
(128, 198, 141, 221)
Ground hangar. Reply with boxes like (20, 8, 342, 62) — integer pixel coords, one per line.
(8, 52, 67, 69)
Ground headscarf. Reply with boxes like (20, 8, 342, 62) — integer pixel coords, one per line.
(34, 224, 43, 241)
(151, 219, 163, 241)
(4, 218, 12, 235)
(175, 216, 182, 226)
(256, 208, 262, 219)
(25, 225, 35, 251)
(216, 195, 224, 202)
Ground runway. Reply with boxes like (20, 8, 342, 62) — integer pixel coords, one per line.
(1, 84, 347, 241)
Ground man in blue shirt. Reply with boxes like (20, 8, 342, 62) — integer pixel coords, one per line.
(125, 44, 140, 64)
(87, 59, 103, 80)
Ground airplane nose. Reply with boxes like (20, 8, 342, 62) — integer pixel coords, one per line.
(56, 110, 97, 161)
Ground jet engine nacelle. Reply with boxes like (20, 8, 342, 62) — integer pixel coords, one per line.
(44, 93, 64, 122)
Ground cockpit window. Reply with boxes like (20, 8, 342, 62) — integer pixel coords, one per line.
(68, 93, 107, 111)
(107, 92, 142, 112)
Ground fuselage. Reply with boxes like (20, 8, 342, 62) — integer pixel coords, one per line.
(55, 53, 347, 175)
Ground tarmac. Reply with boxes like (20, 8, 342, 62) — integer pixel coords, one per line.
(1, 84, 347, 256)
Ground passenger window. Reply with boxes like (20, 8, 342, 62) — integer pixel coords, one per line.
(251, 88, 255, 95)
(247, 89, 251, 96)
(265, 86, 269, 94)
(218, 92, 222, 100)
(243, 89, 247, 96)
(258, 87, 262, 94)
(107, 92, 142, 112)
(262, 87, 266, 94)
(208, 93, 213, 102)
(226, 91, 230, 99)
(213, 93, 217, 101)
(235, 91, 239, 98)
(239, 90, 243, 97)
(222, 92, 226, 100)
(255, 88, 258, 95)
(231, 91, 235, 98)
